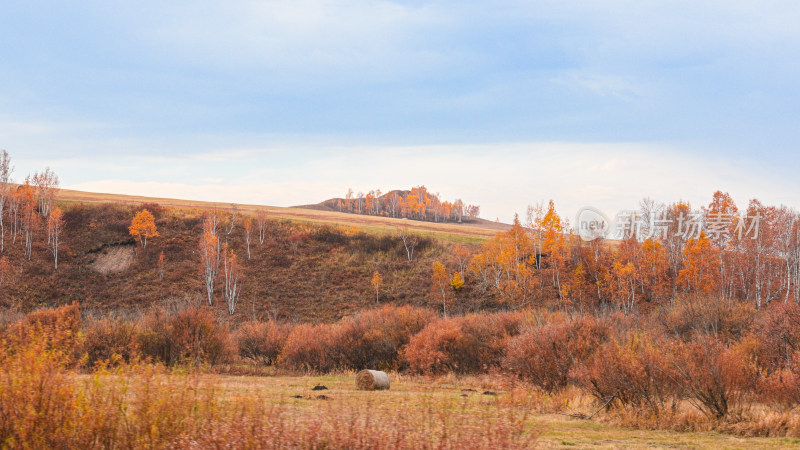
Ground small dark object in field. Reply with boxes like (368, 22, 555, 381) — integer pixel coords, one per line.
(291, 395, 303, 399)
(482, 391, 497, 396)
(461, 388, 476, 392)
(312, 385, 328, 391)
(460, 394, 468, 398)
(316, 395, 330, 400)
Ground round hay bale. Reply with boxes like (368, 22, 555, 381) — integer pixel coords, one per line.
(356, 369, 390, 391)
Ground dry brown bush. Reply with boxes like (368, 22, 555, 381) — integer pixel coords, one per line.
(136, 303, 235, 366)
(504, 315, 609, 393)
(234, 319, 291, 366)
(83, 316, 140, 367)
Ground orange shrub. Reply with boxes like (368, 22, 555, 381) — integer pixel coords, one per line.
(0, 334, 77, 447)
(0, 308, 23, 334)
(503, 316, 608, 392)
(6, 303, 83, 365)
(403, 312, 524, 374)
(234, 320, 291, 366)
(279, 323, 337, 372)
(0, 337, 538, 448)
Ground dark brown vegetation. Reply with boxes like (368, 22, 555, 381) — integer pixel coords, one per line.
(0, 200, 491, 322)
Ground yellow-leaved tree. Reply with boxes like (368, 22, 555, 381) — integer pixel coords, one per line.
(431, 261, 451, 317)
(129, 209, 158, 250)
(371, 271, 383, 303)
(450, 272, 464, 291)
(468, 215, 538, 309)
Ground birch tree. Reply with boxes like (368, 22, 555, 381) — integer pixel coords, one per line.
(223, 244, 241, 315)
(48, 206, 64, 269)
(431, 261, 451, 317)
(0, 150, 13, 252)
(398, 226, 419, 262)
(200, 212, 221, 306)
(200, 229, 219, 306)
(32, 167, 59, 219)
(20, 180, 38, 260)
(256, 210, 268, 245)
(244, 217, 253, 260)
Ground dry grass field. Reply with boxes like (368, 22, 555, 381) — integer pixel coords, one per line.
(78, 370, 800, 449)
(203, 372, 800, 449)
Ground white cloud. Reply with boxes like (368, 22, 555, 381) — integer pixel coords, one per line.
(64, 142, 800, 224)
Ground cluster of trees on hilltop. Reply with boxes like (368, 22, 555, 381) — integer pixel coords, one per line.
(329, 185, 480, 223)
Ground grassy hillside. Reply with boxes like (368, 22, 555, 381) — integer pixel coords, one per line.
(56, 188, 508, 243)
(1, 190, 499, 322)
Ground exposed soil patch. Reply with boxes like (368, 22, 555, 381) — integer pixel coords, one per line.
(92, 246, 135, 275)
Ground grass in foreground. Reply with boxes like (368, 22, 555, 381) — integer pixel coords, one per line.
(0, 338, 533, 448)
(2, 332, 798, 449)
(3, 344, 799, 449)
(212, 373, 800, 449)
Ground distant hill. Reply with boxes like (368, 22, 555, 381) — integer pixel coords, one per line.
(295, 186, 501, 231)
(55, 187, 508, 242)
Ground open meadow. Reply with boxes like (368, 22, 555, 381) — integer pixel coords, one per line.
(193, 372, 800, 449)
(8, 354, 800, 449)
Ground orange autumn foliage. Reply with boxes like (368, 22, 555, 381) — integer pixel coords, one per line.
(678, 232, 721, 295)
(128, 209, 158, 249)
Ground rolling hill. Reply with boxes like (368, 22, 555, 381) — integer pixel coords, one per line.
(0, 187, 507, 322)
(56, 187, 509, 243)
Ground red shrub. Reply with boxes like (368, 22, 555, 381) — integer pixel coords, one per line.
(279, 323, 337, 373)
(750, 301, 800, 375)
(333, 305, 435, 371)
(657, 295, 754, 343)
(234, 320, 291, 366)
(572, 331, 675, 415)
(662, 334, 757, 419)
(403, 311, 524, 374)
(402, 318, 463, 374)
(503, 316, 608, 392)
(761, 357, 800, 408)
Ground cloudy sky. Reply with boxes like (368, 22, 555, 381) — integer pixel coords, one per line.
(2, 1, 799, 222)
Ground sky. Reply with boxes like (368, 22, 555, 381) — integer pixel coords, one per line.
(2, 0, 799, 223)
